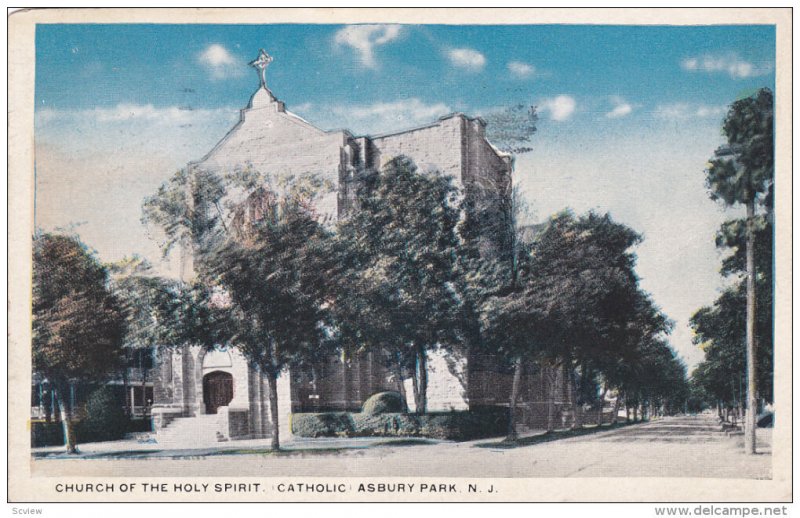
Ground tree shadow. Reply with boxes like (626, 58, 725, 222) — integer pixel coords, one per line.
(474, 422, 636, 449)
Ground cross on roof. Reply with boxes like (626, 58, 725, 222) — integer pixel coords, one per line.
(249, 49, 273, 88)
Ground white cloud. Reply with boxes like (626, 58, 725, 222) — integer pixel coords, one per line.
(332, 98, 451, 135)
(446, 48, 486, 72)
(654, 103, 727, 120)
(298, 98, 450, 135)
(606, 96, 633, 118)
(507, 61, 535, 78)
(35, 104, 240, 159)
(37, 104, 237, 126)
(681, 53, 772, 79)
(291, 102, 314, 114)
(334, 24, 403, 69)
(198, 44, 244, 80)
(540, 95, 576, 121)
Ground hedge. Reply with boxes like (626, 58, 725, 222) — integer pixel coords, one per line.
(31, 418, 153, 448)
(292, 407, 508, 441)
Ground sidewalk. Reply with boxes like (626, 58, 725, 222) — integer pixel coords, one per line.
(31, 434, 444, 460)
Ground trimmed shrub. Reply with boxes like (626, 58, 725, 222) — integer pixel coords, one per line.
(75, 386, 129, 443)
(30, 421, 66, 447)
(361, 391, 405, 415)
(31, 417, 153, 447)
(352, 413, 421, 436)
(292, 407, 509, 441)
(291, 412, 354, 438)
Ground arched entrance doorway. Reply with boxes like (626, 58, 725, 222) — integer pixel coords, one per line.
(203, 371, 233, 414)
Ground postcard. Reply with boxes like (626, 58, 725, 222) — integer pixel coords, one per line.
(7, 7, 792, 503)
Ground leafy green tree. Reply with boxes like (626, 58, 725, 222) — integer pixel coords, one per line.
(588, 290, 672, 424)
(32, 233, 126, 453)
(141, 167, 228, 260)
(109, 256, 191, 414)
(704, 88, 773, 453)
(201, 185, 334, 449)
(483, 104, 539, 154)
(143, 168, 335, 450)
(332, 157, 464, 413)
(481, 211, 668, 435)
(690, 278, 773, 411)
(624, 338, 689, 419)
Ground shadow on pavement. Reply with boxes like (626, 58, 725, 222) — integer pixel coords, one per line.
(474, 421, 636, 449)
(31, 437, 441, 460)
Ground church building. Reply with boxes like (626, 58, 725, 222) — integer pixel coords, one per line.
(150, 50, 569, 445)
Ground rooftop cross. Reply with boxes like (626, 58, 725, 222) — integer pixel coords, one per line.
(249, 49, 273, 89)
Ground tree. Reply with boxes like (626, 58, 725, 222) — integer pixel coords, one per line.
(481, 211, 667, 436)
(332, 157, 464, 413)
(109, 256, 190, 416)
(704, 88, 773, 453)
(591, 290, 672, 424)
(143, 167, 335, 450)
(624, 338, 689, 419)
(202, 185, 334, 449)
(32, 233, 126, 453)
(690, 279, 774, 416)
(483, 104, 539, 154)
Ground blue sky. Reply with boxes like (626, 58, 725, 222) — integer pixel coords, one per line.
(34, 23, 776, 369)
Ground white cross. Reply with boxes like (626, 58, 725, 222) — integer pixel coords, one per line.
(249, 49, 273, 88)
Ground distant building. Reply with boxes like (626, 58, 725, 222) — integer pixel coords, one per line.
(31, 347, 155, 423)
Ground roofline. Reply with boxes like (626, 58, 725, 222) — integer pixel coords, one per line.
(190, 89, 510, 168)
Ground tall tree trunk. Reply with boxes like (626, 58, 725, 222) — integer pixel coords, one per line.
(633, 405, 638, 422)
(744, 199, 758, 453)
(55, 388, 77, 454)
(612, 392, 622, 425)
(597, 384, 609, 426)
(737, 375, 744, 427)
(266, 372, 280, 450)
(141, 365, 149, 418)
(625, 404, 630, 422)
(411, 370, 419, 412)
(341, 354, 350, 411)
(506, 357, 523, 441)
(414, 346, 428, 414)
(44, 385, 53, 423)
(566, 363, 579, 430)
(122, 364, 130, 418)
(546, 365, 557, 432)
(393, 362, 409, 412)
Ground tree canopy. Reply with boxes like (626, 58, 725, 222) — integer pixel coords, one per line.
(705, 88, 774, 207)
(33, 233, 126, 386)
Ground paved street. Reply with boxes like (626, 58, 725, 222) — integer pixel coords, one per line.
(31, 414, 771, 479)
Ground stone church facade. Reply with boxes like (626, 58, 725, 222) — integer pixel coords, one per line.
(151, 51, 570, 444)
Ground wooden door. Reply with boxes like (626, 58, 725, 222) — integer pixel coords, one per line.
(203, 371, 233, 414)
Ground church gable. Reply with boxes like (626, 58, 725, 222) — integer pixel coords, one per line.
(197, 87, 350, 180)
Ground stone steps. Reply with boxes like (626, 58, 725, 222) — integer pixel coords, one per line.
(155, 413, 230, 447)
